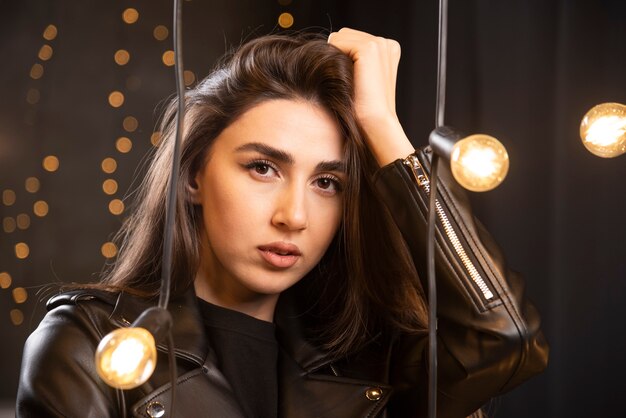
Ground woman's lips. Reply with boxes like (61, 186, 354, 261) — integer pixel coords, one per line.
(258, 242, 301, 268)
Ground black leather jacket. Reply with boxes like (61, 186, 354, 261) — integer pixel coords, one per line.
(16, 154, 549, 418)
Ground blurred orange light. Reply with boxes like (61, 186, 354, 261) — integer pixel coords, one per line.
(38, 44, 53, 61)
(43, 25, 58, 41)
(153, 25, 169, 41)
(25, 177, 40, 193)
(15, 243, 30, 259)
(108, 91, 125, 108)
(122, 8, 139, 24)
(114, 49, 130, 66)
(30, 63, 44, 80)
(2, 189, 16, 206)
(103, 179, 119, 195)
(10, 309, 24, 326)
(33, 200, 49, 217)
(116, 137, 133, 153)
(101, 242, 118, 258)
(162, 50, 175, 66)
(43, 155, 60, 172)
(278, 13, 294, 29)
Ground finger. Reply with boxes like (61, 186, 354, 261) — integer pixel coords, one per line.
(328, 27, 382, 52)
(329, 36, 400, 66)
(336, 27, 377, 38)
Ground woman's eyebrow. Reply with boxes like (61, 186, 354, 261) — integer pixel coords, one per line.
(235, 142, 294, 164)
(316, 160, 346, 174)
(235, 142, 346, 173)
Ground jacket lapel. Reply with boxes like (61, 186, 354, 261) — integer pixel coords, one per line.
(275, 289, 393, 417)
(131, 364, 246, 418)
(110, 290, 209, 367)
(111, 288, 392, 417)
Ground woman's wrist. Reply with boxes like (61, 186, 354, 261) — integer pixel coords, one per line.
(361, 115, 415, 167)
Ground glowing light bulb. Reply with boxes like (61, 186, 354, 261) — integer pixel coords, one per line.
(580, 102, 626, 158)
(95, 327, 157, 389)
(450, 134, 509, 192)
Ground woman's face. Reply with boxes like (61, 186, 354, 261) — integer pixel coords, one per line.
(192, 99, 346, 316)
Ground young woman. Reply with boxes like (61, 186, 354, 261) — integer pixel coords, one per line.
(16, 28, 548, 418)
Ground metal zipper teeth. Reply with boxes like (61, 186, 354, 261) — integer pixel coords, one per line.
(404, 155, 494, 301)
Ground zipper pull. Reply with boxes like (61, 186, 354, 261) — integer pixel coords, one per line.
(403, 154, 430, 189)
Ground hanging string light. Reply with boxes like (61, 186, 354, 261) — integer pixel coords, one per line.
(580, 102, 626, 158)
(94, 4, 184, 411)
(426, 1, 511, 417)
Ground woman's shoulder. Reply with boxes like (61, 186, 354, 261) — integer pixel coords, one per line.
(20, 288, 128, 378)
(16, 288, 129, 417)
(21, 287, 167, 375)
(39, 289, 122, 337)
(47, 288, 120, 310)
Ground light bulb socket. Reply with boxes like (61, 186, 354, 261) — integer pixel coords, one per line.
(429, 126, 464, 160)
(132, 307, 173, 343)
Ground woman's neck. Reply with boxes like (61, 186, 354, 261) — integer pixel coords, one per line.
(193, 271, 278, 322)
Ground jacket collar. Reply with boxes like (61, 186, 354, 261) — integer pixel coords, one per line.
(109, 287, 336, 372)
(110, 289, 208, 366)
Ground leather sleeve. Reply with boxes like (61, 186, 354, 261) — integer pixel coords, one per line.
(372, 152, 549, 418)
(16, 302, 121, 418)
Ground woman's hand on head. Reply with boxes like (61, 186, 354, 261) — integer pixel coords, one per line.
(328, 28, 414, 167)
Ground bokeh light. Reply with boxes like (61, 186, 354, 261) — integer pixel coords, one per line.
(33, 200, 49, 217)
(108, 91, 125, 108)
(38, 44, 53, 61)
(278, 12, 294, 28)
(122, 8, 139, 24)
(3, 217, 16, 233)
(150, 132, 162, 147)
(25, 177, 40, 193)
(43, 24, 58, 41)
(0, 272, 12, 289)
(123, 116, 138, 133)
(30, 63, 44, 80)
(109, 199, 125, 215)
(184, 70, 196, 86)
(2, 189, 16, 206)
(10, 309, 24, 326)
(103, 179, 119, 195)
(116, 137, 133, 153)
(16, 214, 30, 230)
(26, 88, 40, 105)
(153, 25, 169, 41)
(162, 50, 175, 66)
(43, 155, 60, 172)
(114, 49, 130, 66)
(12, 287, 28, 304)
(15, 243, 30, 259)
(101, 158, 118, 174)
(101, 242, 118, 258)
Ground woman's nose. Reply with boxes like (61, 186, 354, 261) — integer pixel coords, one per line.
(271, 184, 308, 231)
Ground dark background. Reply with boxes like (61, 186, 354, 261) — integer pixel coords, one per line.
(1, 0, 625, 417)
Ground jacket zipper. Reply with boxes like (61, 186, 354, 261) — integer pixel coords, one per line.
(403, 154, 495, 302)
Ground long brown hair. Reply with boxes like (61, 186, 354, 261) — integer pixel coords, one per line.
(100, 33, 427, 354)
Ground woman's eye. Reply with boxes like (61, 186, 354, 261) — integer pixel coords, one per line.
(315, 176, 342, 194)
(254, 164, 270, 175)
(245, 160, 278, 178)
(317, 178, 332, 189)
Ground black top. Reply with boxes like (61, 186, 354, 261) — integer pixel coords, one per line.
(197, 298, 278, 418)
